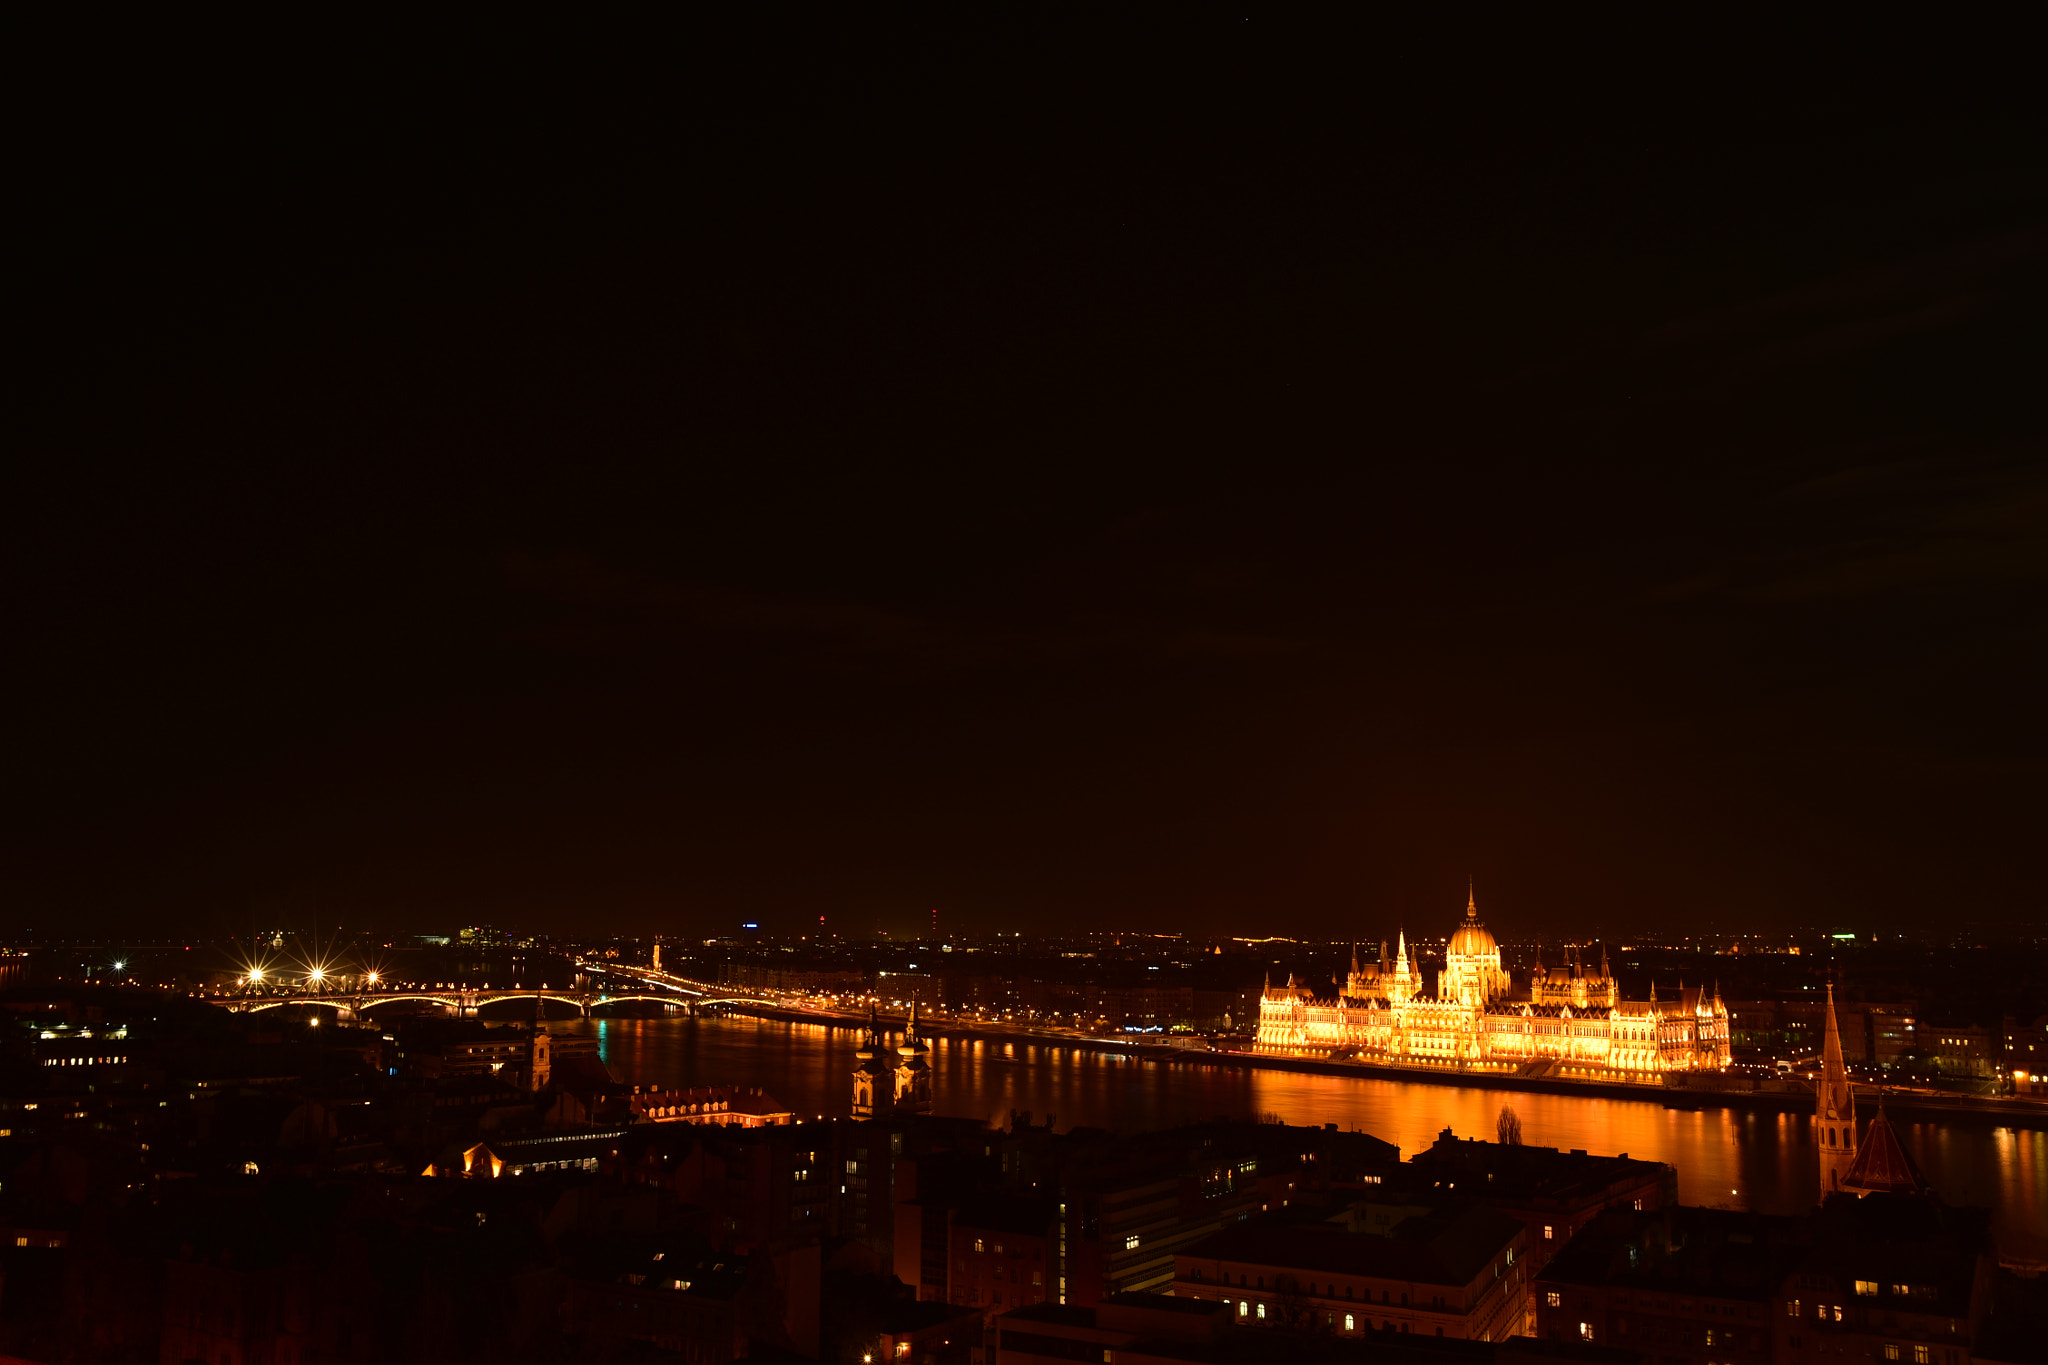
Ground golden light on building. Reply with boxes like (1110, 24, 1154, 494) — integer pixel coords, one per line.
(1255, 884, 1731, 1080)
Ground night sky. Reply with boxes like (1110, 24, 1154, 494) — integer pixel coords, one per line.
(8, 17, 2044, 939)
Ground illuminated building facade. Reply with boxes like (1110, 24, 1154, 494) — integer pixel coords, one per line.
(1255, 889, 1731, 1079)
(852, 1002, 934, 1118)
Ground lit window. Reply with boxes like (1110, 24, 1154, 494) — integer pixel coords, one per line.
(1544, 1225, 1554, 1239)
(1239, 1302, 1249, 1317)
(1345, 1315, 1356, 1331)
(974, 1239, 984, 1254)
(1913, 1349, 1929, 1364)
(1125, 1235, 1140, 1251)
(1256, 1303, 1266, 1319)
(1547, 1292, 1562, 1308)
(1580, 1323, 1594, 1341)
(1884, 1348, 1900, 1362)
(1855, 1281, 1878, 1297)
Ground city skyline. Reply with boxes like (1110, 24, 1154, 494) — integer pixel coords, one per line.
(4, 17, 2044, 1362)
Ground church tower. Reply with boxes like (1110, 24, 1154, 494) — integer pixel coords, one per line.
(894, 1001, 933, 1115)
(527, 996, 552, 1091)
(851, 1005, 898, 1119)
(1817, 982, 1858, 1197)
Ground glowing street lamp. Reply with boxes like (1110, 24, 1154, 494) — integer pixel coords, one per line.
(366, 971, 381, 987)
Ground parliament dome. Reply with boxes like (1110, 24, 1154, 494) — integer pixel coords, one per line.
(1447, 889, 1498, 956)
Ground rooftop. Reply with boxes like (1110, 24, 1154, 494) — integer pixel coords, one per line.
(1181, 1204, 1523, 1288)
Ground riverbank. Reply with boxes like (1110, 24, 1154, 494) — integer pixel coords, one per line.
(700, 996, 2048, 1130)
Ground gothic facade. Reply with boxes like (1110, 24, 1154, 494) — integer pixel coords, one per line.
(1254, 890, 1731, 1080)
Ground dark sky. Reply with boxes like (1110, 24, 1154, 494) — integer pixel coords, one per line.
(8, 17, 2045, 940)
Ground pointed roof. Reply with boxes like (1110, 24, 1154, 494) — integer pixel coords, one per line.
(1395, 931, 1410, 971)
(901, 1000, 930, 1055)
(1841, 1096, 1928, 1196)
(1350, 943, 1361, 976)
(1819, 981, 1855, 1124)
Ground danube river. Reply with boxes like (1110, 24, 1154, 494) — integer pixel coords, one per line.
(588, 1013, 2048, 1260)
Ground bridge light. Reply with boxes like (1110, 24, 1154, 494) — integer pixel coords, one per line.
(366, 972, 380, 986)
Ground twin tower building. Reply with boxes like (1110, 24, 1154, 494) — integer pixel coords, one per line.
(851, 1002, 934, 1119)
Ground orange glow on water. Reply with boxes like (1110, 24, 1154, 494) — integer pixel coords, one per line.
(590, 1016, 2048, 1257)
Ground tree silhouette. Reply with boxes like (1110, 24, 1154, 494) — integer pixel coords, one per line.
(1497, 1104, 1523, 1145)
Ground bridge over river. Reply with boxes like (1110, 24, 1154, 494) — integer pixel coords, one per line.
(218, 984, 775, 1021)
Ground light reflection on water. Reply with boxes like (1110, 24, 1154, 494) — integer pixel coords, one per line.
(593, 1015, 2048, 1258)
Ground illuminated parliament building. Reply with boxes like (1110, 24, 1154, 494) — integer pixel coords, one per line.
(1255, 888, 1731, 1080)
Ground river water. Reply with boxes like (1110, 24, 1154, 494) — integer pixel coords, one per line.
(588, 1013, 2048, 1260)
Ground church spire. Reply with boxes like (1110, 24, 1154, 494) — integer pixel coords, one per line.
(1818, 979, 1858, 1196)
(1466, 876, 1477, 918)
